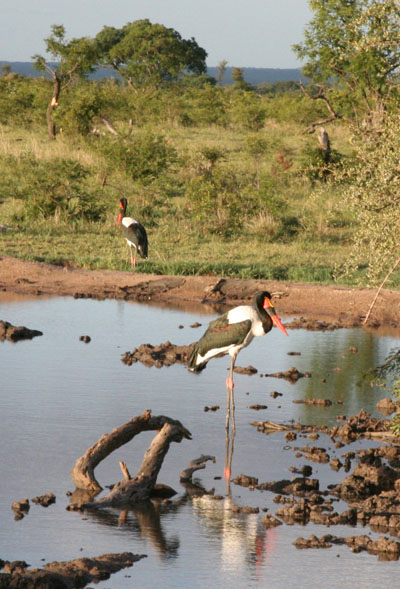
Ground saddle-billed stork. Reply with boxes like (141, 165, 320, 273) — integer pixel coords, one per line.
(117, 198, 148, 268)
(188, 291, 288, 432)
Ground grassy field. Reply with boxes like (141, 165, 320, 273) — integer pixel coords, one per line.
(0, 108, 379, 288)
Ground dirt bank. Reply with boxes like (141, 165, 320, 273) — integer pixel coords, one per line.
(1, 255, 400, 329)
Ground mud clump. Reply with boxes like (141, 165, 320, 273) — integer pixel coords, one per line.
(231, 505, 259, 514)
(11, 499, 30, 520)
(294, 534, 400, 560)
(376, 397, 397, 416)
(257, 477, 320, 497)
(0, 320, 42, 342)
(32, 493, 56, 507)
(293, 445, 330, 464)
(265, 367, 311, 382)
(232, 474, 259, 488)
(121, 341, 194, 368)
(293, 398, 333, 407)
(284, 317, 359, 331)
(262, 514, 283, 528)
(0, 552, 146, 587)
(336, 409, 389, 442)
(204, 405, 220, 412)
(233, 365, 258, 375)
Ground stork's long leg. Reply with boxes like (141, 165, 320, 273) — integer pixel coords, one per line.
(129, 244, 137, 268)
(225, 353, 237, 434)
(224, 425, 236, 481)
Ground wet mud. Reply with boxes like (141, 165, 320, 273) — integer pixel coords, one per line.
(1, 255, 400, 329)
(243, 410, 400, 559)
(0, 320, 42, 342)
(0, 552, 146, 587)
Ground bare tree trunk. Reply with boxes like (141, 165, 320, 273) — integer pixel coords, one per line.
(317, 127, 331, 162)
(69, 410, 192, 507)
(47, 74, 61, 140)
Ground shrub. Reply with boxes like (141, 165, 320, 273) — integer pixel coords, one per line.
(89, 130, 177, 182)
(0, 154, 105, 222)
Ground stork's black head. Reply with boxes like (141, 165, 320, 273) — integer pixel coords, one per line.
(253, 291, 272, 310)
(254, 291, 288, 336)
(119, 198, 127, 214)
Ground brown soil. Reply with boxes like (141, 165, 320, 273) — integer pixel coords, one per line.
(1, 255, 400, 330)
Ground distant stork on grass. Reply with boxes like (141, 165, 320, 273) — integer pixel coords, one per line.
(117, 198, 148, 269)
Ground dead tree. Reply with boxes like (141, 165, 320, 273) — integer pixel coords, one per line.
(69, 410, 191, 508)
(317, 126, 331, 163)
(299, 82, 345, 134)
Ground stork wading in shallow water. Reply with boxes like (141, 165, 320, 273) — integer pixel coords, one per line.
(117, 198, 148, 268)
(188, 291, 288, 432)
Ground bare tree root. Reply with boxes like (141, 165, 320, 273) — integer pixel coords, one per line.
(180, 455, 216, 481)
(69, 410, 192, 507)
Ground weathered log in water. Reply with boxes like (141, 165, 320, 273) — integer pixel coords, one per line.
(69, 410, 192, 508)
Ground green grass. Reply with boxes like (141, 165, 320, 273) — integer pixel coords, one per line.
(0, 220, 364, 286)
(0, 113, 396, 289)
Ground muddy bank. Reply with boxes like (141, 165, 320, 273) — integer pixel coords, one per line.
(1, 255, 400, 328)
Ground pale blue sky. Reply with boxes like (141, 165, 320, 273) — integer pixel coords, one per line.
(1, 0, 311, 68)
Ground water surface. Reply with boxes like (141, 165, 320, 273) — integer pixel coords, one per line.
(1, 294, 399, 588)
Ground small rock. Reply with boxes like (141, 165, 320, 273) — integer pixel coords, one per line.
(376, 398, 397, 416)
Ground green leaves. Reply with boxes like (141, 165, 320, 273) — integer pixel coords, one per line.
(293, 0, 400, 127)
(90, 131, 177, 182)
(33, 24, 98, 81)
(95, 19, 207, 87)
(332, 114, 400, 285)
(0, 154, 105, 222)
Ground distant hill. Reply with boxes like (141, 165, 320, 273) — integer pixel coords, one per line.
(207, 66, 306, 85)
(0, 61, 305, 85)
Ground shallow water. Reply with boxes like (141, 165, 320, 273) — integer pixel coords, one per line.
(1, 293, 400, 588)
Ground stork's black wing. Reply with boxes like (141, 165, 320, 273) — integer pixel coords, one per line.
(197, 314, 252, 356)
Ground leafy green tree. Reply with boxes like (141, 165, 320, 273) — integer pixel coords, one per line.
(33, 25, 99, 139)
(293, 0, 400, 130)
(95, 19, 207, 88)
(231, 67, 250, 90)
(331, 113, 400, 286)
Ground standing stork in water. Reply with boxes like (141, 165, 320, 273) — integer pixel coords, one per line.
(188, 291, 288, 433)
(117, 198, 148, 268)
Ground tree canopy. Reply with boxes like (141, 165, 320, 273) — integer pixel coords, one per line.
(95, 19, 207, 87)
(293, 0, 400, 127)
(33, 25, 99, 139)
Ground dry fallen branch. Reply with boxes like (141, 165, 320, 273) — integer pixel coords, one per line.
(70, 410, 192, 504)
(363, 255, 400, 326)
